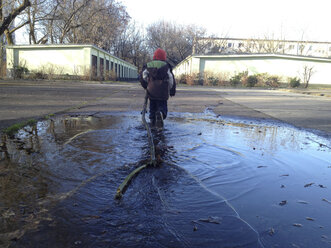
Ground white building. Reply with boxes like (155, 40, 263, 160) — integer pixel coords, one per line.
(6, 44, 138, 80)
(195, 38, 331, 58)
(173, 53, 331, 85)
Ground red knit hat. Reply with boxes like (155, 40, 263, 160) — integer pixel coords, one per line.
(153, 48, 167, 61)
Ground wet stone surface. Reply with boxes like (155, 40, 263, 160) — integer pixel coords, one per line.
(0, 112, 331, 248)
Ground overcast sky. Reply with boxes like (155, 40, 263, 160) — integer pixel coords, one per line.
(122, 0, 330, 42)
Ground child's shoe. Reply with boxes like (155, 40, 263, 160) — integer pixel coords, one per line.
(155, 111, 164, 129)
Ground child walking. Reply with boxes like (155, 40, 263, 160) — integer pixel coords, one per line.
(139, 48, 176, 127)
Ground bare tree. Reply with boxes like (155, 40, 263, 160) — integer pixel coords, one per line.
(72, 0, 129, 51)
(23, 0, 55, 44)
(0, 0, 31, 44)
(300, 64, 314, 88)
(47, 0, 91, 44)
(21, 0, 129, 51)
(112, 21, 150, 70)
(146, 20, 207, 65)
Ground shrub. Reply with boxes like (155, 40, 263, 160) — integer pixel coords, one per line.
(289, 77, 301, 88)
(229, 74, 241, 86)
(203, 72, 219, 86)
(109, 70, 117, 81)
(29, 70, 47, 80)
(81, 67, 92, 80)
(247, 75, 258, 87)
(0, 62, 6, 78)
(255, 73, 269, 86)
(266, 76, 281, 87)
(13, 65, 29, 79)
(216, 72, 230, 86)
(177, 73, 200, 86)
(177, 74, 187, 84)
(186, 73, 200, 86)
(255, 73, 281, 87)
(230, 71, 248, 86)
(208, 76, 218, 86)
(243, 75, 258, 87)
(44, 64, 65, 79)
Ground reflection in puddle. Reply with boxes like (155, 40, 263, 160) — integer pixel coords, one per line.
(0, 113, 330, 247)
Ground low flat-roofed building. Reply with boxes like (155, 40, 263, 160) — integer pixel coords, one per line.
(173, 53, 331, 85)
(6, 44, 138, 80)
(195, 37, 331, 58)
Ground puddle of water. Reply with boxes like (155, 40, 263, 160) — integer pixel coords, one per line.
(0, 112, 330, 248)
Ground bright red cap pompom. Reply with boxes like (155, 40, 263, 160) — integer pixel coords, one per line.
(153, 48, 167, 61)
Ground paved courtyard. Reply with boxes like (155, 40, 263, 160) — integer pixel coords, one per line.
(0, 80, 331, 137)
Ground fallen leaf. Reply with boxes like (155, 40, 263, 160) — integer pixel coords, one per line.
(280, 174, 289, 177)
(319, 184, 327, 188)
(304, 183, 314, 187)
(82, 215, 101, 221)
(306, 217, 315, 221)
(268, 227, 275, 236)
(198, 216, 222, 224)
(293, 223, 302, 227)
(297, 200, 309, 204)
(322, 198, 331, 204)
(279, 200, 287, 206)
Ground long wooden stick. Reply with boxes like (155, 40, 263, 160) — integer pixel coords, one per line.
(115, 164, 147, 199)
(142, 91, 156, 165)
(115, 91, 156, 199)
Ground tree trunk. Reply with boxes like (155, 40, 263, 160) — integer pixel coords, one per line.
(4, 29, 14, 45)
(0, 0, 31, 36)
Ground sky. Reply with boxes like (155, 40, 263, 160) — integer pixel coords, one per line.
(121, 0, 331, 42)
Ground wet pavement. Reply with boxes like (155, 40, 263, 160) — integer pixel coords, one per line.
(1, 112, 331, 247)
(1, 81, 331, 137)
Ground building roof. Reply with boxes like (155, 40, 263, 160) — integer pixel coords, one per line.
(6, 44, 137, 68)
(193, 53, 331, 61)
(174, 53, 331, 71)
(196, 37, 331, 45)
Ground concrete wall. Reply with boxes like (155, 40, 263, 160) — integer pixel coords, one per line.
(6, 44, 138, 80)
(173, 54, 331, 85)
(196, 38, 331, 58)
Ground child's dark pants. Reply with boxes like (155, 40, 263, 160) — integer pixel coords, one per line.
(149, 99, 168, 122)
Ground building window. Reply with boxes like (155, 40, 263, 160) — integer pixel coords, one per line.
(91, 55, 97, 78)
(100, 58, 104, 78)
(329, 47, 331, 52)
(279, 44, 283, 49)
(228, 43, 232, 47)
(238, 43, 243, 48)
(288, 45, 294, 50)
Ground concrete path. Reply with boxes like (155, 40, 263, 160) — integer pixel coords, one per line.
(213, 88, 331, 135)
(1, 80, 330, 137)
